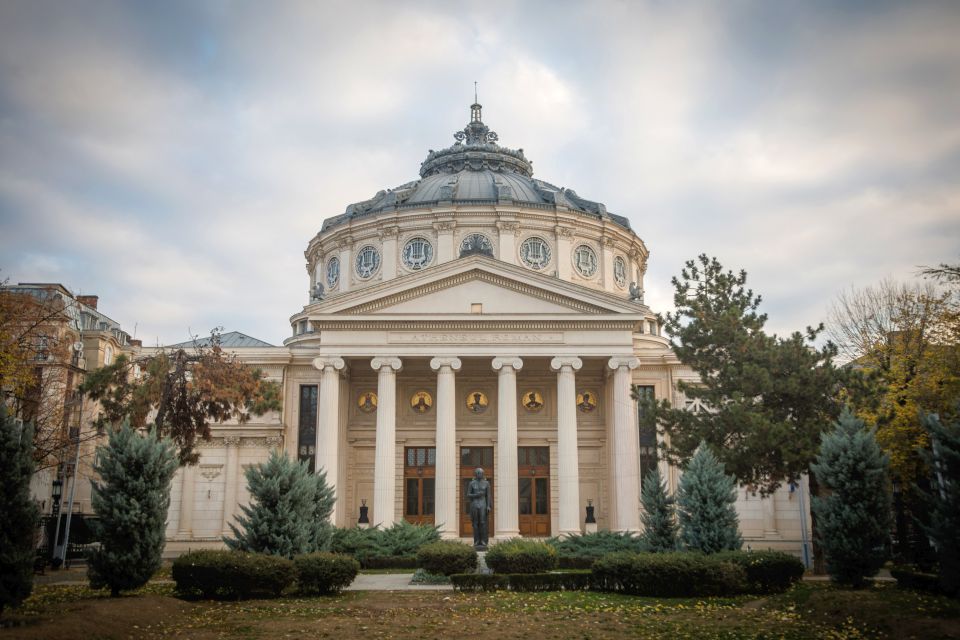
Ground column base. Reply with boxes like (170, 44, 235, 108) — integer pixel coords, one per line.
(557, 528, 582, 538)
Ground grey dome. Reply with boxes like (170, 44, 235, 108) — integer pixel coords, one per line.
(321, 104, 631, 233)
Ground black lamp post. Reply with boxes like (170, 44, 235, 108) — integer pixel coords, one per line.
(50, 477, 64, 567)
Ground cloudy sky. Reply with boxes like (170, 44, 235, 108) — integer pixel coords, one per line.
(1, 0, 958, 346)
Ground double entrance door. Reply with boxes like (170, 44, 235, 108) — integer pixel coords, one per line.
(403, 445, 550, 536)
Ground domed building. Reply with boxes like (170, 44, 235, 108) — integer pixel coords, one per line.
(161, 103, 809, 555)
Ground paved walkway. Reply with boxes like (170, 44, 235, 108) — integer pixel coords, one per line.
(345, 574, 452, 591)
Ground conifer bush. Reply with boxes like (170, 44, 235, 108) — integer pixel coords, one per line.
(416, 541, 477, 576)
(677, 443, 742, 553)
(87, 422, 178, 597)
(639, 467, 679, 552)
(811, 408, 891, 588)
(226, 450, 335, 557)
(293, 552, 359, 594)
(485, 539, 557, 574)
(0, 407, 38, 616)
(328, 521, 440, 565)
(549, 530, 647, 562)
(920, 412, 960, 596)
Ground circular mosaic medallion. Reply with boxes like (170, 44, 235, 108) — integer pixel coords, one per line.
(465, 390, 489, 413)
(357, 391, 377, 413)
(355, 245, 381, 279)
(613, 256, 627, 287)
(402, 236, 434, 271)
(519, 236, 551, 270)
(576, 390, 598, 413)
(573, 244, 599, 278)
(410, 390, 433, 414)
(522, 390, 544, 413)
(326, 256, 340, 288)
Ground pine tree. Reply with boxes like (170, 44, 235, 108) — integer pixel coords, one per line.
(811, 408, 891, 588)
(87, 421, 178, 597)
(0, 406, 38, 616)
(639, 467, 679, 552)
(226, 450, 336, 557)
(921, 412, 960, 595)
(677, 443, 742, 553)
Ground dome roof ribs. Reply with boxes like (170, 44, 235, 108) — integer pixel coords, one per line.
(319, 102, 631, 233)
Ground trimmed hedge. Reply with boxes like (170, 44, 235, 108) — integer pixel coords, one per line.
(416, 541, 477, 576)
(172, 550, 295, 599)
(485, 539, 558, 574)
(293, 552, 359, 594)
(713, 551, 805, 594)
(450, 572, 592, 592)
(592, 552, 746, 597)
(557, 556, 596, 570)
(891, 565, 942, 594)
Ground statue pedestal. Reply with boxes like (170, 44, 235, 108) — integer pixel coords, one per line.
(476, 551, 492, 575)
(585, 522, 598, 534)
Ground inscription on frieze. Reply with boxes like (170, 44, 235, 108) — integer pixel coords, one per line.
(387, 332, 564, 344)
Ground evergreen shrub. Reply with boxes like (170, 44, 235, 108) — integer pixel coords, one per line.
(329, 521, 440, 564)
(0, 407, 38, 616)
(87, 423, 178, 596)
(485, 539, 557, 574)
(172, 550, 295, 599)
(415, 541, 477, 576)
(677, 444, 742, 553)
(591, 552, 746, 597)
(812, 409, 891, 587)
(639, 467, 679, 552)
(549, 530, 647, 560)
(226, 451, 335, 557)
(293, 552, 359, 594)
(712, 551, 805, 594)
(920, 412, 960, 596)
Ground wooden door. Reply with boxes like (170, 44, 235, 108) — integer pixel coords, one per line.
(403, 447, 435, 525)
(518, 447, 550, 536)
(460, 446, 494, 537)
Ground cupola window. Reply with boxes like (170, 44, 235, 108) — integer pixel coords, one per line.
(520, 236, 551, 271)
(573, 244, 599, 278)
(402, 237, 434, 271)
(326, 256, 340, 288)
(355, 245, 381, 279)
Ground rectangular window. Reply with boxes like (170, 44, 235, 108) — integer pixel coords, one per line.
(636, 385, 658, 481)
(298, 385, 318, 472)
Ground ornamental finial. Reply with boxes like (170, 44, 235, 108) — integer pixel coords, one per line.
(456, 88, 499, 146)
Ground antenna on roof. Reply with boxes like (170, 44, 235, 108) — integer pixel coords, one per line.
(474, 81, 478, 104)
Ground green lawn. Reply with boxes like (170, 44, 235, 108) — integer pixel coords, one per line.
(2, 581, 958, 639)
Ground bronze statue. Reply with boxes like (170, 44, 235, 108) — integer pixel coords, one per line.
(467, 467, 491, 548)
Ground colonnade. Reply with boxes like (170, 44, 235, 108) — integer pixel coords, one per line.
(310, 355, 642, 537)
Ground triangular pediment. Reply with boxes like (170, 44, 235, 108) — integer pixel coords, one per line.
(309, 255, 646, 317)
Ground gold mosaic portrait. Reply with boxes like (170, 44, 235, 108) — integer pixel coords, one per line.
(410, 390, 433, 414)
(357, 391, 378, 413)
(522, 390, 544, 412)
(577, 390, 598, 413)
(465, 390, 489, 413)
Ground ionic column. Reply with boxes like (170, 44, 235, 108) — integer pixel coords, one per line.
(313, 357, 346, 523)
(371, 357, 402, 527)
(608, 356, 641, 531)
(551, 356, 583, 537)
(221, 436, 241, 534)
(177, 463, 195, 538)
(430, 357, 462, 538)
(492, 356, 523, 539)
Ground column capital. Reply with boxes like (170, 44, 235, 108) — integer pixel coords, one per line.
(550, 356, 583, 372)
(312, 356, 346, 372)
(430, 357, 462, 372)
(223, 435, 241, 447)
(607, 356, 640, 371)
(371, 356, 403, 372)
(491, 356, 523, 372)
